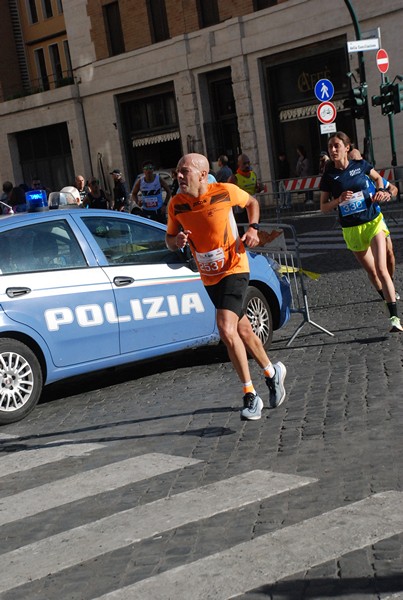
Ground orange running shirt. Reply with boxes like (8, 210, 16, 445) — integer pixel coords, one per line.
(167, 182, 251, 286)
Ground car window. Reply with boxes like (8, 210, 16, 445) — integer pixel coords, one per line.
(82, 216, 181, 266)
(0, 220, 87, 275)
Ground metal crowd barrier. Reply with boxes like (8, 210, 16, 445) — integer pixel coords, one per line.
(241, 222, 334, 346)
(260, 168, 403, 221)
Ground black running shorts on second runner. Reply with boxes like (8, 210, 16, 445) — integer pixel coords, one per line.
(205, 273, 249, 318)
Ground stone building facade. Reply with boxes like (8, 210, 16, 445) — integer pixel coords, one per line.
(0, 0, 402, 192)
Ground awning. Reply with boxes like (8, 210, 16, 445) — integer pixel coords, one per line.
(132, 130, 180, 147)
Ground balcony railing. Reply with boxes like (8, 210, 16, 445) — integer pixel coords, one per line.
(4, 70, 75, 101)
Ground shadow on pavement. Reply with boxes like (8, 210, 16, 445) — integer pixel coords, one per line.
(250, 573, 403, 598)
(38, 344, 230, 407)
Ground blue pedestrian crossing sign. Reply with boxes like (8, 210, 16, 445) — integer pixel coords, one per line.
(314, 79, 334, 102)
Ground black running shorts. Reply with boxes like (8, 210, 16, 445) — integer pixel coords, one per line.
(205, 273, 249, 318)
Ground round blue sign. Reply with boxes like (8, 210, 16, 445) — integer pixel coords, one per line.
(314, 79, 334, 102)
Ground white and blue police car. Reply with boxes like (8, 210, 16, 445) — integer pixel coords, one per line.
(0, 194, 291, 424)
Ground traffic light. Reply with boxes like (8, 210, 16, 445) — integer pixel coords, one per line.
(371, 83, 394, 115)
(392, 82, 403, 114)
(344, 85, 367, 119)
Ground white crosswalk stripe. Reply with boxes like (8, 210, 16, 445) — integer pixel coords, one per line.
(0, 453, 201, 526)
(94, 491, 403, 600)
(0, 469, 315, 594)
(1, 444, 402, 599)
(0, 440, 104, 477)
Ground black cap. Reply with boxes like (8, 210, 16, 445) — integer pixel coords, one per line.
(110, 169, 122, 175)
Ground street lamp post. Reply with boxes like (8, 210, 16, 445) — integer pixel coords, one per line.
(343, 0, 375, 165)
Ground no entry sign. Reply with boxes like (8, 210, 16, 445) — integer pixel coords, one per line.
(376, 49, 389, 74)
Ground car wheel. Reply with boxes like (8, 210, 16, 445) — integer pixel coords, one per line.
(244, 286, 273, 349)
(0, 339, 43, 425)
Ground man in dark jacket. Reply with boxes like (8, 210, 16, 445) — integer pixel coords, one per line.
(110, 169, 129, 211)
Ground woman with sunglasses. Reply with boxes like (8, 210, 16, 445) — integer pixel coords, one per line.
(82, 178, 110, 210)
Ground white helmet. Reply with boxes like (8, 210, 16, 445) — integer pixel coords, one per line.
(60, 186, 81, 204)
(48, 186, 81, 209)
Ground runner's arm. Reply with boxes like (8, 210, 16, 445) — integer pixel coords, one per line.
(242, 195, 260, 247)
(369, 169, 392, 202)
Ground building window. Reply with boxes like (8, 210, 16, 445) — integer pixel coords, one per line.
(253, 0, 277, 9)
(197, 0, 219, 28)
(42, 0, 53, 18)
(63, 40, 73, 77)
(27, 0, 39, 23)
(147, 0, 169, 43)
(34, 48, 49, 90)
(49, 44, 63, 84)
(103, 2, 125, 56)
(56, 0, 63, 13)
(128, 93, 177, 134)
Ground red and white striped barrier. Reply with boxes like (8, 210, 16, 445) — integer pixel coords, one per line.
(378, 168, 394, 181)
(284, 177, 322, 192)
(283, 167, 395, 192)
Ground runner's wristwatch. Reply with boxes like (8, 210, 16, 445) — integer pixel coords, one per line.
(248, 223, 260, 231)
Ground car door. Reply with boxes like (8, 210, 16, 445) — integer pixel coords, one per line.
(0, 217, 119, 367)
(80, 214, 217, 355)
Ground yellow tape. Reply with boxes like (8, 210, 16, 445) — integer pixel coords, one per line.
(278, 265, 321, 280)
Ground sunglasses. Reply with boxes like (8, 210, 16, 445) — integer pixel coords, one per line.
(143, 165, 154, 171)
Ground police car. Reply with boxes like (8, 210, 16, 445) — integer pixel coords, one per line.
(0, 196, 291, 424)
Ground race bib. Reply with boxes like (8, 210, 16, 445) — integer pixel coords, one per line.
(196, 248, 225, 274)
(144, 195, 159, 209)
(339, 191, 366, 216)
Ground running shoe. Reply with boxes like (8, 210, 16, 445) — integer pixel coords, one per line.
(265, 362, 287, 408)
(389, 316, 403, 332)
(395, 291, 400, 301)
(240, 393, 263, 421)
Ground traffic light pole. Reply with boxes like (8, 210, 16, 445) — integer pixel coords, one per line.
(388, 113, 397, 166)
(382, 75, 398, 166)
(343, 0, 375, 165)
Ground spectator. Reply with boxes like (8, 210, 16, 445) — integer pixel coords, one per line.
(29, 176, 50, 197)
(74, 174, 88, 205)
(170, 169, 179, 196)
(109, 169, 130, 211)
(82, 177, 110, 209)
(1, 181, 13, 214)
(60, 186, 81, 206)
(296, 145, 313, 204)
(278, 151, 291, 209)
(9, 186, 28, 212)
(29, 176, 42, 191)
(216, 155, 233, 183)
(319, 151, 331, 175)
(228, 153, 262, 233)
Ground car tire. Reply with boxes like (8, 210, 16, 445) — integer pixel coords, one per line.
(0, 338, 43, 425)
(244, 286, 273, 349)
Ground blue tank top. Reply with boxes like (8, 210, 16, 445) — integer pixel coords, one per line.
(320, 159, 377, 228)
